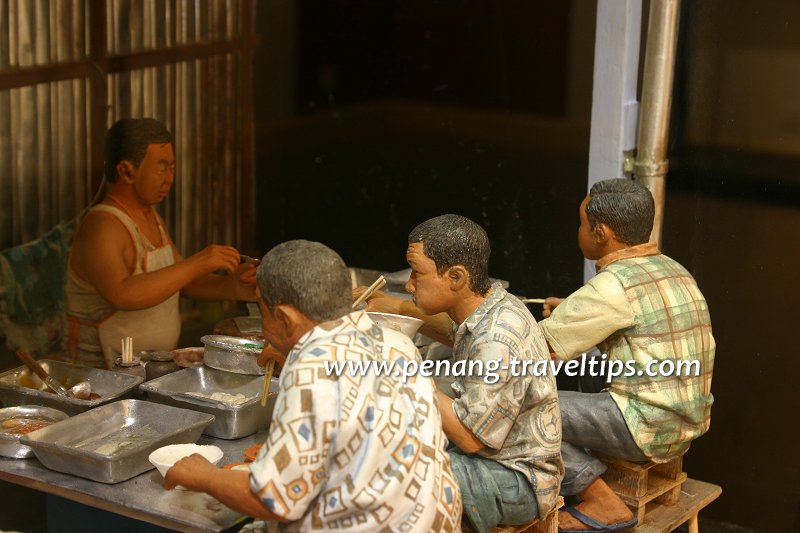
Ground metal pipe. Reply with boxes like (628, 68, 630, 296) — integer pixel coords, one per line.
(634, 0, 681, 247)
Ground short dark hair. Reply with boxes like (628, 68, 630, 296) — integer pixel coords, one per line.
(408, 214, 491, 296)
(104, 118, 173, 182)
(256, 240, 352, 322)
(587, 178, 655, 246)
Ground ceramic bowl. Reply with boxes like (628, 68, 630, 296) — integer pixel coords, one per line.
(367, 312, 425, 338)
(148, 443, 223, 478)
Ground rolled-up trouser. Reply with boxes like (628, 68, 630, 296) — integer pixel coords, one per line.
(448, 448, 539, 533)
(559, 390, 649, 496)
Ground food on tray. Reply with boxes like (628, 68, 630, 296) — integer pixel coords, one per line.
(0, 416, 53, 435)
(78, 424, 162, 455)
(183, 391, 252, 405)
(17, 371, 101, 400)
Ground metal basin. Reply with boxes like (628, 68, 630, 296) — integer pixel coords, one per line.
(0, 360, 143, 415)
(21, 399, 214, 483)
(201, 335, 264, 375)
(0, 405, 69, 459)
(140, 366, 279, 439)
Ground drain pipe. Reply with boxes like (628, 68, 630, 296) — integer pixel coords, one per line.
(634, 0, 681, 247)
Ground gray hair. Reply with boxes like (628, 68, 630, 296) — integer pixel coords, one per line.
(104, 118, 173, 183)
(587, 178, 655, 246)
(408, 214, 491, 296)
(256, 240, 352, 322)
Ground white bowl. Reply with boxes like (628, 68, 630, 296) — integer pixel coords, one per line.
(367, 312, 425, 338)
(148, 443, 224, 478)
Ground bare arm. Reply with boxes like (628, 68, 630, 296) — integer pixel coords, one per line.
(164, 455, 287, 522)
(70, 211, 241, 310)
(436, 390, 484, 454)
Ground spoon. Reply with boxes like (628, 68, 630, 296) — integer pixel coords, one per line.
(15, 349, 92, 400)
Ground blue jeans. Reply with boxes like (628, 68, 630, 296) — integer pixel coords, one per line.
(559, 390, 649, 496)
(448, 448, 539, 533)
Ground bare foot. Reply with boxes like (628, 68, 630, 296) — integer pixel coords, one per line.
(558, 478, 634, 531)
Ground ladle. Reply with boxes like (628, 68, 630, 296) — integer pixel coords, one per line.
(15, 349, 92, 400)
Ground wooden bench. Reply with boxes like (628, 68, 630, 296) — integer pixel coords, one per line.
(629, 478, 721, 533)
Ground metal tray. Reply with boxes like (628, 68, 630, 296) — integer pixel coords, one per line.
(0, 360, 144, 415)
(201, 335, 265, 375)
(20, 399, 214, 484)
(0, 405, 69, 459)
(139, 366, 279, 439)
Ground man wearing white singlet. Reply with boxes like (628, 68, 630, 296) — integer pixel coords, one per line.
(66, 118, 257, 368)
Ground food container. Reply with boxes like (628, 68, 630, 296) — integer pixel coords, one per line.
(0, 360, 144, 415)
(0, 405, 69, 459)
(201, 335, 264, 375)
(21, 399, 214, 484)
(149, 443, 224, 478)
(171, 347, 204, 369)
(367, 312, 425, 338)
(112, 356, 147, 380)
(139, 366, 279, 439)
(145, 351, 180, 381)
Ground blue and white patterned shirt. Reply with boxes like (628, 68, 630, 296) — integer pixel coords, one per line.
(249, 311, 462, 532)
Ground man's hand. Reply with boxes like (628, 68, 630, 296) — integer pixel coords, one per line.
(351, 288, 405, 314)
(187, 245, 241, 276)
(257, 344, 286, 371)
(230, 263, 259, 301)
(542, 297, 564, 318)
(163, 453, 217, 491)
(238, 262, 258, 285)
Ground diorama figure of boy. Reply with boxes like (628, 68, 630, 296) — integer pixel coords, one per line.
(360, 215, 563, 532)
(540, 178, 715, 532)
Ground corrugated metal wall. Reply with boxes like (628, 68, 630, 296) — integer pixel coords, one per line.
(0, 0, 255, 257)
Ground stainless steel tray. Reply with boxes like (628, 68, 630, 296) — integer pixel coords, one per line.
(139, 366, 279, 439)
(21, 399, 214, 483)
(201, 335, 265, 375)
(0, 405, 69, 459)
(0, 360, 144, 415)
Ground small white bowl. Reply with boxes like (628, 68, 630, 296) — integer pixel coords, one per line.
(148, 443, 224, 478)
(367, 312, 425, 338)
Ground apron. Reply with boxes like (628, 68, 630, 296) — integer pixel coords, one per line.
(66, 204, 181, 369)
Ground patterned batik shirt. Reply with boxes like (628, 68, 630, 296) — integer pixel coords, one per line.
(451, 284, 563, 518)
(249, 311, 462, 532)
(540, 243, 715, 460)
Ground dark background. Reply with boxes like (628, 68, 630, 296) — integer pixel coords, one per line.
(253, 1, 800, 532)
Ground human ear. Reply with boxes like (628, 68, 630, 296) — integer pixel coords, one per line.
(593, 223, 609, 244)
(447, 266, 470, 292)
(117, 161, 136, 184)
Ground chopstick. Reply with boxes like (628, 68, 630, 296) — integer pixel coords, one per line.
(260, 360, 275, 407)
(121, 337, 133, 364)
(352, 275, 386, 309)
(519, 298, 547, 304)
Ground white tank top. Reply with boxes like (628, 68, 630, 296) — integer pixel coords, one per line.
(66, 204, 181, 368)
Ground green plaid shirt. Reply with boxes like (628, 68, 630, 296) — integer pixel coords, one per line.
(541, 244, 715, 460)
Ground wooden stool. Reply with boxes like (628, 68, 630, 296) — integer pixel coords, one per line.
(628, 478, 721, 533)
(481, 496, 563, 533)
(599, 453, 687, 524)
